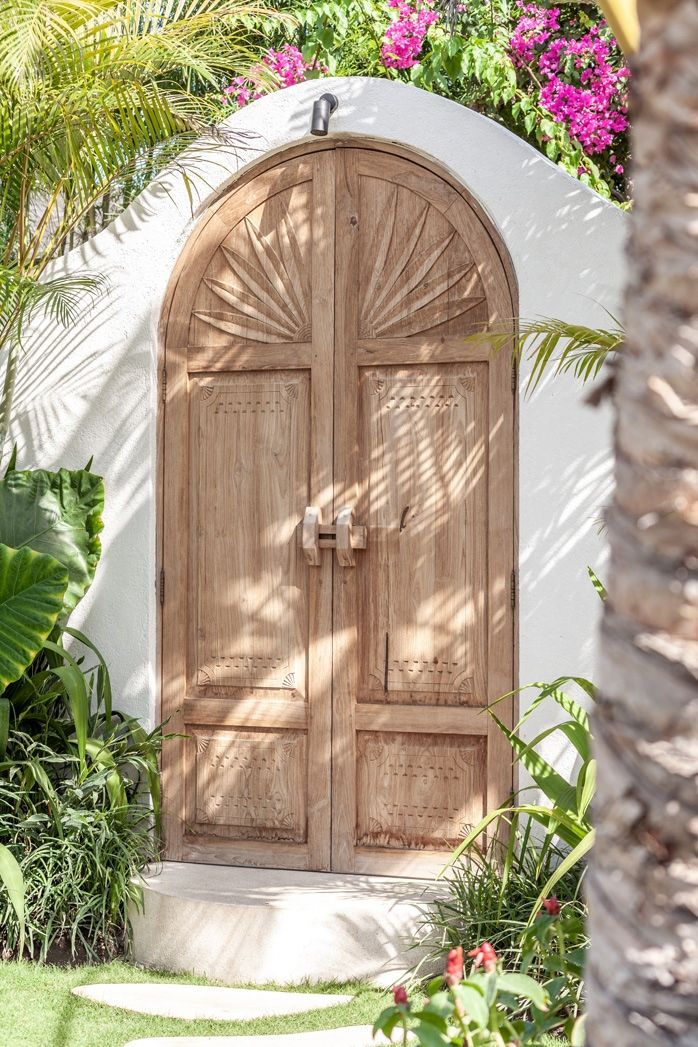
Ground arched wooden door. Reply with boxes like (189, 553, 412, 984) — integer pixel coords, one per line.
(160, 143, 516, 877)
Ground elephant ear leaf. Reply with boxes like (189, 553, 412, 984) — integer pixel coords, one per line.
(0, 543, 68, 688)
(0, 467, 104, 616)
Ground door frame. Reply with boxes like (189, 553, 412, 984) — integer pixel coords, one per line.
(156, 136, 519, 866)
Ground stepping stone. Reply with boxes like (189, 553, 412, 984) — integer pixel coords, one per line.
(72, 984, 353, 1021)
(125, 1027, 409, 1046)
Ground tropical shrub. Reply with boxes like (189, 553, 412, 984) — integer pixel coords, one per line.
(0, 631, 163, 961)
(375, 936, 585, 1045)
(423, 821, 586, 977)
(448, 675, 596, 904)
(412, 670, 595, 1038)
(0, 456, 163, 960)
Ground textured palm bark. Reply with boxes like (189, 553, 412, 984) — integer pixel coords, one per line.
(586, 1, 698, 1043)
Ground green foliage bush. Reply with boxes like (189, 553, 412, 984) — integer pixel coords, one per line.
(423, 824, 586, 976)
(0, 456, 163, 962)
(409, 668, 598, 1041)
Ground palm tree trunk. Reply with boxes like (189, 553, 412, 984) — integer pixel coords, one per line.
(587, 1, 698, 1042)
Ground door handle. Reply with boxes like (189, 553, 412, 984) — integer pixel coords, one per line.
(335, 506, 367, 567)
(301, 505, 367, 566)
(301, 506, 322, 566)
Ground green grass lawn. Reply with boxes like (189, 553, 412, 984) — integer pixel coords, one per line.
(0, 960, 571, 1047)
(0, 961, 386, 1047)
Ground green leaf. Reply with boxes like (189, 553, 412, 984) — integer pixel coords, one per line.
(530, 831, 596, 920)
(413, 1024, 450, 1047)
(587, 565, 607, 601)
(86, 738, 127, 809)
(452, 983, 489, 1028)
(489, 710, 578, 814)
(53, 664, 89, 769)
(568, 1013, 587, 1046)
(0, 843, 25, 958)
(0, 467, 104, 616)
(576, 758, 596, 821)
(496, 972, 549, 1010)
(373, 1007, 401, 1038)
(63, 625, 112, 721)
(0, 543, 68, 688)
(439, 806, 507, 872)
(523, 719, 591, 764)
(0, 696, 9, 758)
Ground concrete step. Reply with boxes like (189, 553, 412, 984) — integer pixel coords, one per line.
(130, 862, 439, 986)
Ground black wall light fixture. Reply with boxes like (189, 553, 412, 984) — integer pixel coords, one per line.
(310, 93, 339, 136)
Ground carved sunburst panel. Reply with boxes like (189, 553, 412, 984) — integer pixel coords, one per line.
(189, 183, 312, 347)
(358, 179, 489, 339)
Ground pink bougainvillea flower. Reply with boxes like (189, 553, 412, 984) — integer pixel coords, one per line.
(541, 896, 561, 916)
(393, 985, 409, 1005)
(444, 945, 464, 986)
(223, 45, 328, 108)
(467, 941, 498, 972)
(509, 2, 629, 161)
(381, 0, 439, 69)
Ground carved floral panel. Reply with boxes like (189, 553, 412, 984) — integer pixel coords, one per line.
(356, 731, 487, 849)
(193, 728, 307, 843)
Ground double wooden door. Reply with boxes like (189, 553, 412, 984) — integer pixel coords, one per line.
(160, 143, 516, 876)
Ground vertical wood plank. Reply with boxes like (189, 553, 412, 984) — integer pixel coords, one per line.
(160, 340, 188, 859)
(306, 152, 335, 871)
(331, 148, 361, 872)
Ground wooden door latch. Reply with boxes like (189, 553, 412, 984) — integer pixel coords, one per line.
(301, 506, 367, 567)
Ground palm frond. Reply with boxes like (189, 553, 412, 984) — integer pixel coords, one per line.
(0, 0, 291, 450)
(0, 267, 104, 338)
(465, 315, 624, 394)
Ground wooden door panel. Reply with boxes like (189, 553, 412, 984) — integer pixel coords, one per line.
(189, 726, 307, 841)
(161, 151, 335, 870)
(355, 167, 489, 341)
(332, 147, 515, 876)
(189, 372, 310, 697)
(357, 363, 488, 706)
(356, 731, 487, 850)
(184, 370, 312, 849)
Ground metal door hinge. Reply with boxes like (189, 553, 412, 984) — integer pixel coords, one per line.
(159, 567, 165, 605)
(511, 359, 518, 394)
(510, 568, 517, 609)
(161, 365, 167, 403)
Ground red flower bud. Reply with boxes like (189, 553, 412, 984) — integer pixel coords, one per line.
(444, 945, 464, 986)
(467, 941, 498, 973)
(393, 985, 408, 1006)
(541, 896, 561, 917)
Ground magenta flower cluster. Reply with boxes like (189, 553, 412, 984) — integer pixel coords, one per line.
(381, 0, 439, 70)
(223, 45, 326, 108)
(510, 2, 560, 64)
(510, 3, 629, 160)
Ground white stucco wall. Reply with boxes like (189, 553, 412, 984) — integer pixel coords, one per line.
(14, 77, 626, 781)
